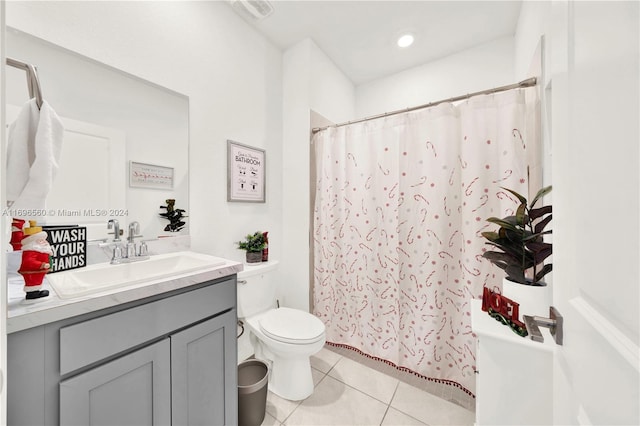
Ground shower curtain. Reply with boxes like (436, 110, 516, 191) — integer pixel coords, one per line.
(312, 88, 539, 395)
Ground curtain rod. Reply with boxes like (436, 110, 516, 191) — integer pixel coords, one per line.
(6, 57, 43, 109)
(311, 77, 537, 134)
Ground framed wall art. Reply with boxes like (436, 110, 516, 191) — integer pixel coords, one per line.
(129, 161, 174, 189)
(227, 140, 266, 203)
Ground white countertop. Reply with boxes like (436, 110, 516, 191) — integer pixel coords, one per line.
(7, 254, 243, 334)
(470, 299, 555, 352)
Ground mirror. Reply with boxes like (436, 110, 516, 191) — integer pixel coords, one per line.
(5, 28, 189, 241)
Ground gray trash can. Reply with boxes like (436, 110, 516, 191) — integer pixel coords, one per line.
(238, 359, 269, 426)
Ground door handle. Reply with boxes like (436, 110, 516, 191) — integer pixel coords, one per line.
(523, 306, 563, 345)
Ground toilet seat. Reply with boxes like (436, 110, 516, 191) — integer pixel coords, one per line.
(259, 307, 325, 344)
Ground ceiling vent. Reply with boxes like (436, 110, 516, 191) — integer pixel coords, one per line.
(230, 0, 274, 21)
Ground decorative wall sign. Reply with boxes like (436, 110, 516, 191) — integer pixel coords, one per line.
(481, 287, 528, 337)
(43, 225, 87, 273)
(130, 161, 174, 189)
(227, 140, 266, 203)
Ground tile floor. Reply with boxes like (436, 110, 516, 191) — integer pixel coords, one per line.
(260, 345, 476, 425)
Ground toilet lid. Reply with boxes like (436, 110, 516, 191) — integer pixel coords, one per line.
(259, 307, 325, 344)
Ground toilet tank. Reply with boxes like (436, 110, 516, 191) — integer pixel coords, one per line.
(236, 260, 279, 318)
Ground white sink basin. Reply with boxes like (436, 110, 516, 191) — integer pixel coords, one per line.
(47, 251, 227, 299)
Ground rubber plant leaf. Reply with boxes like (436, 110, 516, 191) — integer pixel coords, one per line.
(526, 241, 553, 264)
(481, 231, 500, 242)
(483, 250, 521, 265)
(529, 205, 552, 220)
(522, 230, 552, 242)
(535, 264, 553, 282)
(484, 238, 524, 258)
(534, 215, 553, 234)
(502, 187, 528, 205)
(505, 265, 527, 284)
(529, 185, 552, 208)
(515, 203, 527, 226)
(486, 216, 520, 233)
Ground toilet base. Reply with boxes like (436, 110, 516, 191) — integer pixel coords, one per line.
(268, 355, 314, 401)
(248, 330, 324, 401)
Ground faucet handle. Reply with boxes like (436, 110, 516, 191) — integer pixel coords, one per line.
(139, 241, 148, 256)
(127, 221, 142, 243)
(126, 242, 136, 258)
(107, 219, 122, 242)
(112, 246, 123, 262)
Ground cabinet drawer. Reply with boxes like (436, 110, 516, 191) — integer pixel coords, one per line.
(60, 279, 236, 375)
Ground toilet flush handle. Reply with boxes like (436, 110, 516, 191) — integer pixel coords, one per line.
(238, 279, 247, 285)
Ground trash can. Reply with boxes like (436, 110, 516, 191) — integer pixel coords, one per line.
(238, 359, 269, 426)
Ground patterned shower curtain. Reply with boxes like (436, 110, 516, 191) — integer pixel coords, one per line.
(312, 88, 539, 395)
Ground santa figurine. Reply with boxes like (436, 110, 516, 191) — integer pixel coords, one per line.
(18, 220, 51, 300)
(10, 218, 25, 251)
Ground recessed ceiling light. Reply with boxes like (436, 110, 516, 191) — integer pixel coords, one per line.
(397, 34, 415, 48)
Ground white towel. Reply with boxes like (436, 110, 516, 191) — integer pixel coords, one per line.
(6, 99, 64, 213)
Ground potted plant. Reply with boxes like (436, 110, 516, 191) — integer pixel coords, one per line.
(481, 186, 552, 315)
(237, 231, 266, 263)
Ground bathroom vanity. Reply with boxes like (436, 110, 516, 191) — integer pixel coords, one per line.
(6, 252, 242, 426)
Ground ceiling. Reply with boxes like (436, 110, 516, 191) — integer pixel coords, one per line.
(228, 1, 523, 85)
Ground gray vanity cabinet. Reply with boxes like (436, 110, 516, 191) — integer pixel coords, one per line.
(59, 339, 172, 425)
(171, 312, 237, 425)
(8, 276, 238, 426)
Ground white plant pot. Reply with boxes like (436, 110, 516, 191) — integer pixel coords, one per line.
(501, 277, 551, 318)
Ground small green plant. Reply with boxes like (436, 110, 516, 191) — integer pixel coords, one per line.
(237, 231, 266, 253)
(481, 186, 552, 286)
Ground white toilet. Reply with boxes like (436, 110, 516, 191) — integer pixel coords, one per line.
(237, 260, 326, 401)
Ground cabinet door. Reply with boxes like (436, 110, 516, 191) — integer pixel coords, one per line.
(59, 339, 171, 426)
(171, 310, 238, 426)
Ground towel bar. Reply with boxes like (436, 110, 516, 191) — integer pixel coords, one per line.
(6, 57, 43, 109)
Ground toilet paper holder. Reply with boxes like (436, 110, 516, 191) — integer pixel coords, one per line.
(523, 306, 563, 345)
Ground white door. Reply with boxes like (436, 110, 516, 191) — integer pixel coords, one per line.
(0, 3, 7, 423)
(5, 106, 126, 241)
(551, 1, 639, 424)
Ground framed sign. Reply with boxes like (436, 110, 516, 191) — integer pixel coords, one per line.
(43, 226, 87, 273)
(129, 161, 174, 189)
(227, 140, 266, 203)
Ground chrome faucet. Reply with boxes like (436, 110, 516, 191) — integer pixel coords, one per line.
(128, 221, 140, 243)
(107, 219, 121, 242)
(103, 220, 150, 264)
(125, 221, 142, 259)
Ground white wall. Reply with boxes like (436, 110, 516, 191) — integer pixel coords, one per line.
(6, 1, 283, 263)
(355, 36, 515, 118)
(282, 38, 355, 310)
(514, 1, 553, 189)
(514, 1, 552, 81)
(309, 43, 356, 124)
